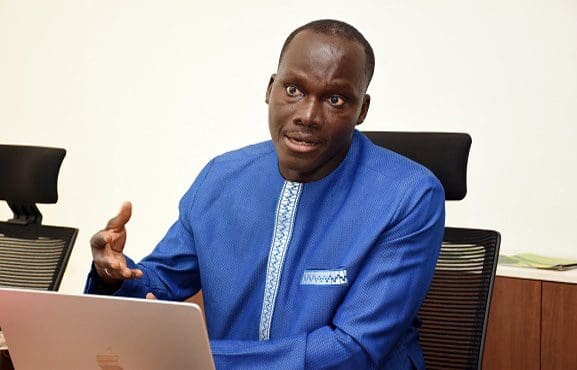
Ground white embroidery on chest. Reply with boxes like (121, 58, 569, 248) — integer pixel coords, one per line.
(300, 269, 348, 285)
(259, 180, 303, 341)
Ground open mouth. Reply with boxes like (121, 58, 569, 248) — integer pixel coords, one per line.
(284, 134, 321, 153)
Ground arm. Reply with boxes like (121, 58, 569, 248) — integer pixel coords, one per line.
(210, 178, 445, 369)
(85, 200, 202, 300)
(85, 160, 215, 299)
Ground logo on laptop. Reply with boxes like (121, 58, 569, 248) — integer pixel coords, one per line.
(96, 347, 124, 370)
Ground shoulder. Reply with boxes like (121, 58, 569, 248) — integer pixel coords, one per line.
(192, 139, 276, 184)
(212, 140, 276, 165)
(178, 140, 277, 215)
(354, 132, 443, 195)
(351, 133, 445, 238)
(195, 140, 278, 186)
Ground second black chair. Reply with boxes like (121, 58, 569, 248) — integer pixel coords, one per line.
(0, 145, 77, 291)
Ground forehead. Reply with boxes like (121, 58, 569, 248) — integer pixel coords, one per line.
(277, 30, 367, 90)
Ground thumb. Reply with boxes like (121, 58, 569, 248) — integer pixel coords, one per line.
(146, 292, 157, 300)
(105, 201, 132, 230)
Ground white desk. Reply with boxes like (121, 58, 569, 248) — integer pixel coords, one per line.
(497, 264, 577, 284)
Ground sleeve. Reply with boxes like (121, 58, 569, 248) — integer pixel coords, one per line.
(209, 176, 445, 369)
(84, 159, 215, 301)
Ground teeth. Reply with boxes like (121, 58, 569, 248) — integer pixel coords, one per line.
(291, 137, 316, 146)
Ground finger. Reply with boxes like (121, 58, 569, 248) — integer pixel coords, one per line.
(118, 266, 143, 279)
(132, 268, 143, 278)
(107, 259, 142, 279)
(96, 263, 141, 281)
(94, 257, 125, 275)
(146, 292, 157, 300)
(90, 230, 111, 250)
(106, 259, 134, 276)
(105, 201, 132, 230)
(95, 265, 117, 281)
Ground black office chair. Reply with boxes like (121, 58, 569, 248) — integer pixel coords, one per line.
(363, 131, 500, 370)
(0, 145, 78, 291)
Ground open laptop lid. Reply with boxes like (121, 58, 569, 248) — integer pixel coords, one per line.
(0, 287, 215, 370)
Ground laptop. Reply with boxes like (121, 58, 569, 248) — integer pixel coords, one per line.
(0, 287, 215, 370)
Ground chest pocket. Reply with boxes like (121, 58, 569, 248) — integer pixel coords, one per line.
(300, 268, 348, 286)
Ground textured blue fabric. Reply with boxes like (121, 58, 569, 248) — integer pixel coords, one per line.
(85, 130, 445, 369)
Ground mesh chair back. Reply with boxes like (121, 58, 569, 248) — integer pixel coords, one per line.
(0, 223, 77, 291)
(0, 144, 77, 291)
(419, 227, 500, 370)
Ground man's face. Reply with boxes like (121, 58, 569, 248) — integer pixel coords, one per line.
(266, 30, 371, 183)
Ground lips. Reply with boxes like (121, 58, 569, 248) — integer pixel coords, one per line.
(283, 133, 322, 153)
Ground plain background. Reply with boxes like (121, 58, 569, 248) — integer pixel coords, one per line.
(1, 0, 576, 293)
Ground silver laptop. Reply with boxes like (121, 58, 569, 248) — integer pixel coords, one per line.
(0, 287, 215, 370)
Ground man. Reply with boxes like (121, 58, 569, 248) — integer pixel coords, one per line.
(86, 19, 445, 369)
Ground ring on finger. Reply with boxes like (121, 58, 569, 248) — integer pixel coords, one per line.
(104, 267, 112, 277)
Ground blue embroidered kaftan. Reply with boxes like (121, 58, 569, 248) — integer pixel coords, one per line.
(85, 130, 445, 369)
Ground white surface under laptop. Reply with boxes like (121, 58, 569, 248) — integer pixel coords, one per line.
(0, 287, 215, 370)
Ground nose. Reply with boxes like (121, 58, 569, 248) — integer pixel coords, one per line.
(294, 97, 323, 128)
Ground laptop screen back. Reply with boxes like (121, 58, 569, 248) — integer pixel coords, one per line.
(0, 287, 215, 370)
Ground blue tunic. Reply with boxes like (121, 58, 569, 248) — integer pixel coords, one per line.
(85, 130, 445, 369)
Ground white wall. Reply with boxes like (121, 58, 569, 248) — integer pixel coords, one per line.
(1, 0, 576, 294)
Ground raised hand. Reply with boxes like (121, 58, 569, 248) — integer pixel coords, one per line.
(90, 201, 143, 284)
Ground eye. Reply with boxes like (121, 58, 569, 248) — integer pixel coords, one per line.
(328, 95, 346, 107)
(285, 84, 303, 97)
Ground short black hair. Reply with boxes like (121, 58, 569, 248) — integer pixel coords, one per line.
(278, 19, 375, 87)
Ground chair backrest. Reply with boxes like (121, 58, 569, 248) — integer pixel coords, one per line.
(362, 131, 472, 200)
(362, 131, 500, 369)
(420, 227, 500, 370)
(0, 145, 77, 291)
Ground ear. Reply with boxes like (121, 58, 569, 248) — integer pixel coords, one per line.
(265, 74, 276, 104)
(356, 94, 371, 125)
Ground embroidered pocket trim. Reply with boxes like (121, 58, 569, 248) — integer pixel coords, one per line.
(300, 269, 348, 286)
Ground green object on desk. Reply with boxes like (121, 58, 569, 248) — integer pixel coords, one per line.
(498, 253, 577, 271)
